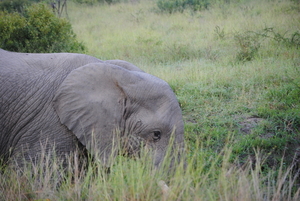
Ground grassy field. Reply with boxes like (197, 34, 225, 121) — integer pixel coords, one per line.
(1, 0, 300, 200)
(68, 0, 300, 170)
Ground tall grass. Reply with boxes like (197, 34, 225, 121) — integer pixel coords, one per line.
(68, 0, 299, 66)
(1, 143, 299, 200)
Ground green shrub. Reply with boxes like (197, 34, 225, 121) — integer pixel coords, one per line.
(156, 0, 210, 13)
(0, 3, 85, 53)
(234, 32, 261, 62)
(260, 27, 300, 49)
(185, 0, 210, 11)
(156, 0, 185, 13)
(72, 0, 119, 5)
(0, 0, 33, 13)
(234, 27, 300, 62)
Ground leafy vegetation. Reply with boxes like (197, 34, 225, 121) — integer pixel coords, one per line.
(0, 0, 36, 13)
(72, 0, 120, 5)
(156, 0, 210, 13)
(234, 28, 300, 62)
(1, 0, 300, 199)
(0, 3, 85, 53)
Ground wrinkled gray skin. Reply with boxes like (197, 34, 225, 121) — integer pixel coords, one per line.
(0, 49, 184, 168)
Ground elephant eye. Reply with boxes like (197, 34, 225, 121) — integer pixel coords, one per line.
(153, 131, 161, 142)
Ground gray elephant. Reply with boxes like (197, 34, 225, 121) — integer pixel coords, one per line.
(0, 49, 185, 169)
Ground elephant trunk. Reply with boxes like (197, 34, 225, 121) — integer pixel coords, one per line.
(153, 140, 186, 171)
(170, 140, 186, 169)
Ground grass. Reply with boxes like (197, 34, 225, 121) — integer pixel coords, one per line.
(1, 143, 300, 200)
(1, 0, 300, 200)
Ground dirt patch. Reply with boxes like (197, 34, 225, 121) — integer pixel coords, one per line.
(238, 115, 264, 134)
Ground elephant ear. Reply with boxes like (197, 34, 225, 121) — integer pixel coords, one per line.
(53, 63, 136, 166)
(105, 60, 145, 72)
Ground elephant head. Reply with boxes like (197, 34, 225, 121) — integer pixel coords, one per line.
(53, 60, 185, 168)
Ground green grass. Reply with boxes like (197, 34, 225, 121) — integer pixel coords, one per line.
(1, 144, 300, 200)
(1, 0, 300, 200)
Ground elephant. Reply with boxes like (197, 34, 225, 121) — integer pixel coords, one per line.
(0, 49, 185, 169)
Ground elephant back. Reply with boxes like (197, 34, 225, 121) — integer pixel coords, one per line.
(0, 50, 102, 163)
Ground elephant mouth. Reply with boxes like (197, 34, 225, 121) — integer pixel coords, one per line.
(120, 136, 146, 158)
(121, 146, 142, 158)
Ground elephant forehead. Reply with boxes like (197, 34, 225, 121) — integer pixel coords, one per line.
(128, 71, 170, 89)
(139, 93, 180, 114)
(127, 80, 177, 106)
(135, 104, 182, 129)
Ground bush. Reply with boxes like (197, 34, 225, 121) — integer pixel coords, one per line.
(0, 0, 35, 13)
(233, 27, 300, 62)
(234, 32, 261, 62)
(72, 0, 119, 5)
(156, 0, 210, 13)
(0, 3, 85, 53)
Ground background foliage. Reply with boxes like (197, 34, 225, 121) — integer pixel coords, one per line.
(72, 0, 119, 5)
(0, 0, 35, 13)
(156, 0, 210, 13)
(0, 3, 85, 53)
